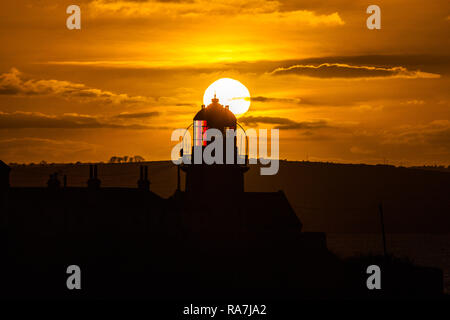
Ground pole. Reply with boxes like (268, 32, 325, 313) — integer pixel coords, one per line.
(177, 165, 181, 191)
(378, 202, 387, 257)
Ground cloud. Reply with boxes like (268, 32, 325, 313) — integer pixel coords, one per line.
(381, 120, 450, 147)
(44, 55, 449, 79)
(175, 103, 196, 107)
(284, 55, 450, 74)
(115, 111, 160, 118)
(0, 111, 163, 129)
(0, 68, 151, 105)
(0, 137, 94, 149)
(270, 63, 441, 79)
(238, 115, 328, 130)
(350, 146, 374, 155)
(89, 0, 344, 26)
(249, 96, 302, 104)
(90, 0, 277, 16)
(401, 100, 425, 105)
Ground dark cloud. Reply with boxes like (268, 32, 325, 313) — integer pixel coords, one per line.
(427, 128, 450, 146)
(46, 55, 450, 77)
(115, 111, 160, 119)
(288, 55, 450, 74)
(381, 120, 450, 148)
(143, 0, 194, 2)
(176, 103, 197, 107)
(238, 115, 328, 130)
(250, 96, 301, 104)
(277, 120, 329, 130)
(101, 0, 199, 3)
(0, 68, 151, 105)
(270, 63, 440, 79)
(0, 111, 162, 129)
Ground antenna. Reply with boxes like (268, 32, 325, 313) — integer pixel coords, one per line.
(177, 165, 181, 191)
(378, 202, 388, 258)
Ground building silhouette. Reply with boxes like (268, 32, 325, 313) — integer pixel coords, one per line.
(0, 99, 444, 299)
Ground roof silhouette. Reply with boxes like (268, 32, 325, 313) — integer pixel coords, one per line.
(0, 160, 10, 171)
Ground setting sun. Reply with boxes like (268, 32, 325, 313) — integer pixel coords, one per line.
(203, 78, 251, 115)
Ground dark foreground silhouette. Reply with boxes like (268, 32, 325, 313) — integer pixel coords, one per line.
(0, 167, 444, 299)
(0, 95, 445, 300)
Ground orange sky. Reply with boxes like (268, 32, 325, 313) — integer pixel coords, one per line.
(0, 0, 449, 165)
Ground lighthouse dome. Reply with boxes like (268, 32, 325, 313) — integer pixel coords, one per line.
(193, 95, 236, 131)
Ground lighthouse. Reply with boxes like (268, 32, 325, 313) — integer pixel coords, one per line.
(180, 95, 249, 197)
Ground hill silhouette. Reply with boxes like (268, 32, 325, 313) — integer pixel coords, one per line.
(9, 160, 450, 233)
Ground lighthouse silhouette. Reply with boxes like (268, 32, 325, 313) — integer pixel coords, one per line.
(180, 94, 249, 197)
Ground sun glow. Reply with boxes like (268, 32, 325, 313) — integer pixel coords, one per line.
(203, 78, 251, 115)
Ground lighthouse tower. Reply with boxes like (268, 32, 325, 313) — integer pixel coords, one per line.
(180, 95, 249, 198)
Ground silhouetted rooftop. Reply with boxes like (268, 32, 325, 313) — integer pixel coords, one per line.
(0, 160, 10, 172)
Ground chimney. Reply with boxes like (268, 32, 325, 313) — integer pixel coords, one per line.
(47, 172, 61, 190)
(87, 164, 101, 189)
(0, 160, 10, 191)
(137, 165, 150, 191)
(0, 161, 10, 227)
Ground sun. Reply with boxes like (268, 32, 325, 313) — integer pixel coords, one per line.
(203, 78, 251, 115)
